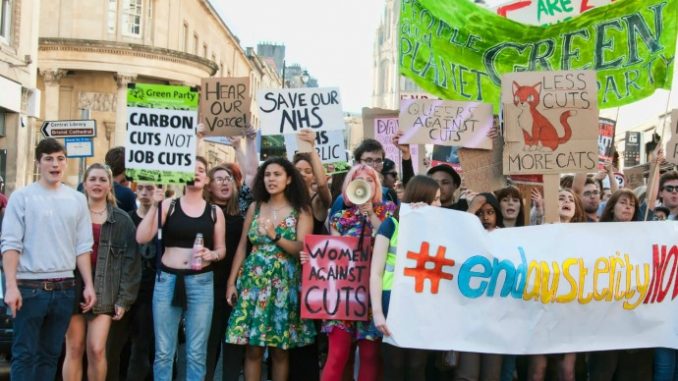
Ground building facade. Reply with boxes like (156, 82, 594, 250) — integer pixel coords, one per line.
(36, 0, 280, 186)
(0, 0, 41, 193)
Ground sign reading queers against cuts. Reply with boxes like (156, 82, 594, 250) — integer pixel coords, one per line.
(302, 235, 371, 320)
(125, 83, 198, 184)
(385, 205, 678, 353)
(502, 70, 598, 175)
(200, 77, 251, 137)
(399, 99, 493, 149)
(257, 87, 344, 135)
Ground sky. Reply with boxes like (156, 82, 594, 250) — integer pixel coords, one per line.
(214, 0, 678, 132)
(213, 0, 384, 114)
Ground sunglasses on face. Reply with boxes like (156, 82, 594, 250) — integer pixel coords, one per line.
(663, 185, 678, 193)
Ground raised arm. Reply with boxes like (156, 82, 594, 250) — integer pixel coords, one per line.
(136, 188, 168, 244)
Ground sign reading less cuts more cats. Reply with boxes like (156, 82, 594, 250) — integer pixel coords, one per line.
(501, 70, 598, 175)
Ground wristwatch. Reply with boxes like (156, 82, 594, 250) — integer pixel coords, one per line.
(271, 232, 281, 243)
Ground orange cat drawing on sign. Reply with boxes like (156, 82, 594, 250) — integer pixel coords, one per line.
(512, 81, 575, 152)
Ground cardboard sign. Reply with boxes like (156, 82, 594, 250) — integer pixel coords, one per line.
(125, 83, 198, 184)
(399, 100, 493, 149)
(458, 136, 505, 192)
(502, 70, 599, 175)
(284, 130, 349, 164)
(598, 117, 616, 168)
(200, 77, 251, 137)
(301, 235, 371, 320)
(386, 204, 678, 353)
(257, 87, 344, 135)
(666, 110, 678, 165)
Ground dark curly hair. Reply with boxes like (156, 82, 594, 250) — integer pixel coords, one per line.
(252, 157, 310, 212)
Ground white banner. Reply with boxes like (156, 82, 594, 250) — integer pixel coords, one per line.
(283, 130, 348, 164)
(386, 205, 678, 354)
(257, 87, 345, 136)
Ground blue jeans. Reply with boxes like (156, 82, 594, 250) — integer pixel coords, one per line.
(655, 348, 678, 381)
(152, 271, 214, 381)
(11, 286, 75, 380)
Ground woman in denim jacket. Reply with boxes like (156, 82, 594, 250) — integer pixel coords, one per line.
(63, 163, 140, 381)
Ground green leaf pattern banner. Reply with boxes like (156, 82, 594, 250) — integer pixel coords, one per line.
(399, 0, 677, 110)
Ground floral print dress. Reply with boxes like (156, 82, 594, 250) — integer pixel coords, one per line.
(225, 204, 316, 349)
(322, 201, 397, 341)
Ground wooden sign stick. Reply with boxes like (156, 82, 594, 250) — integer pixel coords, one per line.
(542, 174, 560, 224)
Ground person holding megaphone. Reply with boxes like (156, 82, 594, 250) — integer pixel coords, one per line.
(321, 164, 397, 381)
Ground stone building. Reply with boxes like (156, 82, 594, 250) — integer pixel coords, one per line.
(0, 0, 41, 193)
(37, 0, 280, 186)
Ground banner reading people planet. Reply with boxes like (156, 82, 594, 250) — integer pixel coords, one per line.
(301, 235, 371, 320)
(257, 87, 345, 136)
(399, 99, 493, 149)
(125, 83, 198, 184)
(400, 0, 677, 111)
(385, 205, 678, 353)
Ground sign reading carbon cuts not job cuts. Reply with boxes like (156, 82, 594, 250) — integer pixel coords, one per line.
(125, 83, 198, 184)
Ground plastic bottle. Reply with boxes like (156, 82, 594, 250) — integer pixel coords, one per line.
(191, 233, 204, 270)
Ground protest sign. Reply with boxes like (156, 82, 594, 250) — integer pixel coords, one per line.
(199, 77, 251, 137)
(624, 131, 642, 167)
(257, 87, 344, 135)
(666, 110, 678, 165)
(373, 116, 420, 174)
(399, 100, 493, 149)
(624, 165, 646, 190)
(284, 130, 350, 167)
(125, 83, 197, 184)
(598, 117, 616, 168)
(458, 136, 505, 192)
(400, 0, 677, 111)
(386, 204, 678, 353)
(301, 235, 371, 320)
(495, 0, 613, 25)
(502, 70, 599, 175)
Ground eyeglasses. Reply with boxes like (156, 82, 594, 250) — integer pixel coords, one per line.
(583, 190, 600, 197)
(663, 185, 678, 193)
(361, 158, 384, 166)
(213, 175, 233, 185)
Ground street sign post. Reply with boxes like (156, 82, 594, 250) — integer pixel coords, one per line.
(41, 120, 97, 138)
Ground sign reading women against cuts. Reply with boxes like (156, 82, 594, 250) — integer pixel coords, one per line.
(301, 235, 371, 321)
(257, 87, 345, 136)
(125, 83, 197, 184)
(399, 100, 493, 149)
(199, 77, 251, 137)
(502, 70, 598, 175)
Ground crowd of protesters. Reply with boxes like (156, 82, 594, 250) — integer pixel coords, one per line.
(0, 128, 676, 381)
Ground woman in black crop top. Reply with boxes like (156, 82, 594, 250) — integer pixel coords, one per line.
(136, 156, 226, 381)
(293, 129, 332, 235)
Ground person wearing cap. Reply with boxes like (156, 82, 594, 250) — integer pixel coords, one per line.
(427, 164, 468, 211)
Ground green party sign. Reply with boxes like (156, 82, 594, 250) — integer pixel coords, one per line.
(400, 0, 677, 110)
(125, 83, 199, 184)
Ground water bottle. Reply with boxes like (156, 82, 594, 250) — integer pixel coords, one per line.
(191, 233, 204, 270)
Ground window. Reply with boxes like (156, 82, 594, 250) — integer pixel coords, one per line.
(193, 33, 198, 55)
(122, 0, 142, 37)
(181, 22, 188, 52)
(107, 0, 117, 34)
(0, 0, 12, 43)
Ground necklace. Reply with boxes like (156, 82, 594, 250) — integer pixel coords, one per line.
(90, 207, 107, 216)
(270, 204, 288, 221)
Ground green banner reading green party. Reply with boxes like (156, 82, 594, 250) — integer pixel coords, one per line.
(400, 0, 677, 110)
(126, 83, 199, 184)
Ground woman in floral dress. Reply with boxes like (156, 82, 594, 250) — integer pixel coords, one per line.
(226, 157, 315, 381)
(322, 164, 397, 381)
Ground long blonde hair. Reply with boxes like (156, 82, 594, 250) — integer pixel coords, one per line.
(83, 163, 117, 205)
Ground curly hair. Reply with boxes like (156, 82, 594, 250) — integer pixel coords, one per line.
(252, 157, 310, 212)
